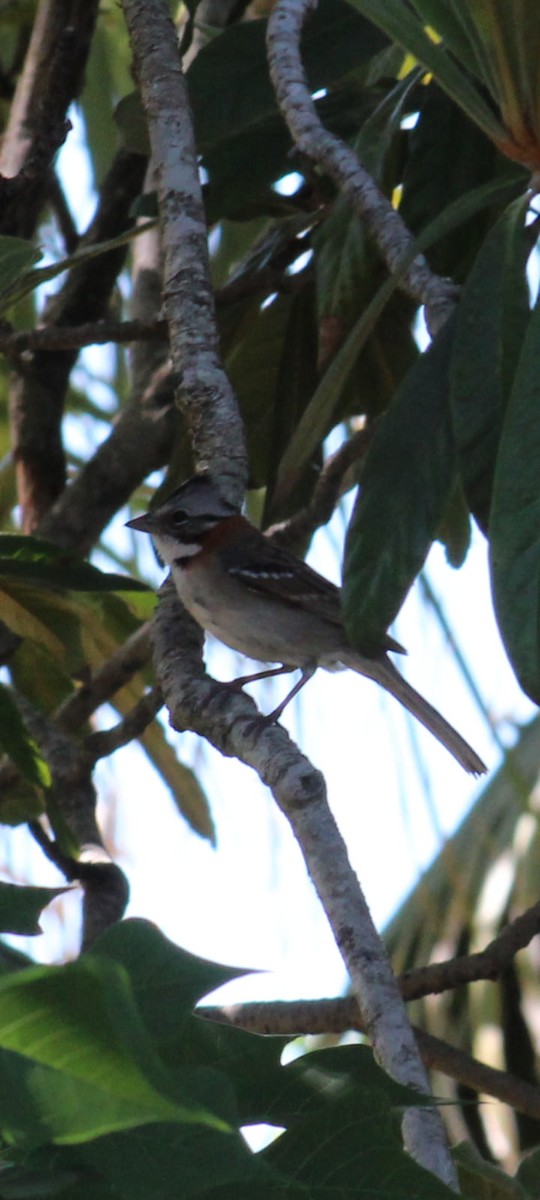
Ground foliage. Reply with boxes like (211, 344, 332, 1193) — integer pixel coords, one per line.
(0, 917, 464, 1200)
(0, 0, 540, 1195)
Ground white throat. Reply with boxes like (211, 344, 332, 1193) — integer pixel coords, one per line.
(152, 531, 201, 567)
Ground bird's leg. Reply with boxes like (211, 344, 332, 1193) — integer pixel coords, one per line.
(266, 660, 317, 722)
(231, 663, 295, 688)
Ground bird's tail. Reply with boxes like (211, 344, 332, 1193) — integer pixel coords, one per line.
(342, 651, 487, 776)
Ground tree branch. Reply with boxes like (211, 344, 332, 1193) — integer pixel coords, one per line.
(9, 147, 148, 531)
(400, 900, 540, 999)
(151, 583, 458, 1190)
(266, 425, 374, 549)
(266, 0, 457, 336)
(55, 624, 152, 733)
(122, 0, 456, 1184)
(121, 0, 247, 503)
(0, 317, 168, 354)
(38, 362, 176, 553)
(200, 997, 540, 1122)
(84, 687, 162, 761)
(0, 0, 100, 237)
(15, 694, 129, 947)
(0, 626, 152, 802)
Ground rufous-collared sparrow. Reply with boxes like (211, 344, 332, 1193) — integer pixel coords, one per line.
(127, 473, 486, 775)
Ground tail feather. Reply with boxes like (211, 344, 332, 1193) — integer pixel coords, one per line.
(343, 652, 487, 776)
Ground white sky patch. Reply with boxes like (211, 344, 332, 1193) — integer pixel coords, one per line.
(273, 171, 304, 196)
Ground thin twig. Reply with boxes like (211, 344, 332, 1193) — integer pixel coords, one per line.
(200, 997, 540, 1121)
(266, 0, 457, 336)
(0, 317, 167, 354)
(55, 624, 152, 733)
(266, 426, 374, 546)
(84, 687, 163, 761)
(400, 900, 540, 999)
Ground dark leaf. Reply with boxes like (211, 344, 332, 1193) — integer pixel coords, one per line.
(91, 918, 247, 1044)
(0, 536, 149, 593)
(274, 174, 523, 506)
(450, 196, 531, 530)
(343, 317, 456, 652)
(489, 291, 540, 703)
(0, 237, 41, 295)
(0, 882, 67, 936)
(400, 83, 522, 281)
(74, 1122, 275, 1200)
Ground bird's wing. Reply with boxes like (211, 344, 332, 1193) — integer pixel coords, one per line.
(219, 526, 404, 652)
(221, 528, 345, 624)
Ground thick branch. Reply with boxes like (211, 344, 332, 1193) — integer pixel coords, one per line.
(121, 0, 247, 503)
(151, 584, 457, 1190)
(10, 147, 148, 531)
(15, 695, 129, 947)
(38, 363, 176, 553)
(266, 0, 457, 335)
(0, 0, 100, 236)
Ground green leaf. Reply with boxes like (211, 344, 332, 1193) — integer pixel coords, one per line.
(0, 578, 150, 680)
(259, 1047, 453, 1200)
(0, 237, 41, 294)
(0, 1162, 82, 1198)
(0, 883, 67, 936)
(516, 1145, 540, 1196)
(274, 174, 523, 506)
(0, 223, 156, 317)
(406, 2, 492, 83)
(0, 685, 51, 789)
(74, 1122, 275, 1200)
(399, 82, 517, 282)
(0, 955, 229, 1144)
(450, 195, 531, 531)
(91, 919, 245, 1045)
(489, 290, 540, 703)
(9, 641, 74, 716)
(344, 0, 507, 143)
(343, 317, 456, 651)
(315, 72, 420, 323)
(114, 92, 150, 157)
(0, 536, 149, 593)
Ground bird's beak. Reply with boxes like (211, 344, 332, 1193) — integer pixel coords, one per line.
(126, 512, 156, 533)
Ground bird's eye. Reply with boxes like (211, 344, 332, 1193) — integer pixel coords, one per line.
(168, 510, 187, 527)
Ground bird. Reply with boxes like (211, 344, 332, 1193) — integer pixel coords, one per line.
(126, 473, 487, 776)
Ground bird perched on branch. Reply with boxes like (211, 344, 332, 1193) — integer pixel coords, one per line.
(127, 473, 486, 776)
